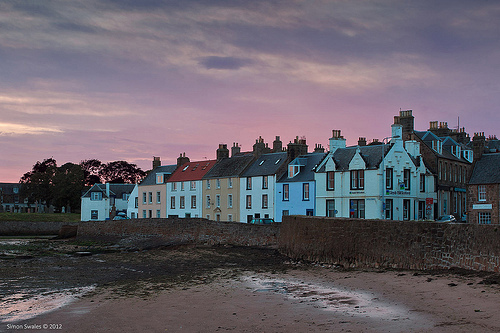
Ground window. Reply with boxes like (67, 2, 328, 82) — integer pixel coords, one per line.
(191, 196, 196, 209)
(122, 193, 130, 201)
(156, 210, 161, 218)
(246, 177, 252, 190)
(327, 171, 334, 191)
(134, 197, 138, 208)
(170, 197, 175, 209)
(350, 170, 364, 190)
(283, 184, 289, 201)
(181, 182, 185, 191)
(206, 180, 211, 189)
(148, 210, 152, 218)
(216, 179, 221, 189)
(386, 168, 393, 190)
(262, 194, 268, 209)
(403, 199, 410, 220)
(385, 199, 393, 220)
(156, 174, 164, 184)
(418, 201, 425, 220)
(206, 195, 210, 208)
(403, 169, 411, 190)
(148, 192, 153, 204)
(246, 195, 252, 209)
(190, 181, 196, 190)
(303, 183, 310, 201)
(143, 210, 147, 218)
(479, 212, 491, 224)
(156, 191, 161, 204)
(91, 210, 98, 220)
(478, 185, 486, 201)
(262, 176, 268, 189)
(228, 214, 233, 222)
(180, 196, 185, 209)
(91, 192, 102, 201)
(289, 165, 299, 178)
(420, 174, 425, 192)
(350, 199, 365, 218)
(142, 192, 147, 204)
(13, 187, 19, 194)
(172, 182, 177, 191)
(216, 194, 221, 208)
(228, 178, 233, 188)
(283, 210, 289, 217)
(228, 194, 233, 208)
(326, 200, 335, 217)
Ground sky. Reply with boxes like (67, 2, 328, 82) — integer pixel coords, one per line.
(1, 0, 500, 182)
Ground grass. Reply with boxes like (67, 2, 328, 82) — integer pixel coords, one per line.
(0, 212, 81, 222)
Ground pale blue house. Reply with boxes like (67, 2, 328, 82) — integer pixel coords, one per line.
(275, 152, 326, 222)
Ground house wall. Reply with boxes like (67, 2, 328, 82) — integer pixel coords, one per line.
(239, 175, 276, 222)
(279, 216, 500, 272)
(166, 180, 203, 218)
(138, 184, 166, 218)
(203, 178, 241, 222)
(275, 181, 315, 222)
(467, 184, 500, 224)
(81, 197, 109, 221)
(127, 185, 138, 219)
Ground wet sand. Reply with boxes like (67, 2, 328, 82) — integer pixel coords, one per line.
(2, 241, 500, 332)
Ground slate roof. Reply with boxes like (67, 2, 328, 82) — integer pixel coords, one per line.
(167, 160, 217, 182)
(317, 144, 391, 172)
(414, 130, 471, 163)
(486, 139, 500, 153)
(241, 152, 288, 177)
(278, 152, 326, 183)
(0, 183, 21, 195)
(139, 165, 177, 186)
(82, 183, 135, 198)
(469, 153, 500, 184)
(203, 155, 255, 179)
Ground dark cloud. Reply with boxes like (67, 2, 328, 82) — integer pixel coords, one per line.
(198, 56, 253, 70)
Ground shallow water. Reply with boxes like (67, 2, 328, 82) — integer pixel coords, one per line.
(0, 286, 95, 323)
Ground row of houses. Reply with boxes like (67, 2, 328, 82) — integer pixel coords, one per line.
(81, 110, 500, 224)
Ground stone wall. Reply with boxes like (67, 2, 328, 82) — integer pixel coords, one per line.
(279, 216, 500, 272)
(77, 218, 280, 248)
(0, 221, 79, 236)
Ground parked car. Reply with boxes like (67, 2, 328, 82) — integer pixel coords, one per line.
(113, 212, 129, 220)
(436, 215, 457, 223)
(249, 218, 274, 225)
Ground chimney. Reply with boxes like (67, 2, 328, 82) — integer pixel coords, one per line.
(314, 143, 325, 153)
(391, 123, 403, 143)
(231, 142, 241, 157)
(329, 130, 346, 153)
(216, 144, 229, 161)
(472, 132, 486, 163)
(358, 137, 367, 146)
(152, 156, 161, 169)
(177, 152, 190, 168)
(273, 136, 283, 152)
(253, 136, 267, 158)
(394, 110, 414, 140)
(287, 136, 308, 161)
(429, 121, 438, 130)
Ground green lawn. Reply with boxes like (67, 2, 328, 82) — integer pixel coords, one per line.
(0, 212, 81, 222)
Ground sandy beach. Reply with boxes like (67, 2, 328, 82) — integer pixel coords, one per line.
(2, 241, 500, 332)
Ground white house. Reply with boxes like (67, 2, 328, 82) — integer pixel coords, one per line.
(315, 126, 436, 220)
(81, 183, 135, 221)
(127, 184, 139, 219)
(239, 152, 288, 223)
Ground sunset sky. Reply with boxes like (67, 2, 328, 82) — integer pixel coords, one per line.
(1, 0, 500, 182)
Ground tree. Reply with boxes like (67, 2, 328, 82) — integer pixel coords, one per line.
(100, 161, 146, 184)
(52, 163, 85, 212)
(80, 159, 103, 186)
(20, 158, 58, 208)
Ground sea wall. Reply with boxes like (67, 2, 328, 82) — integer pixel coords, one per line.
(0, 221, 78, 236)
(77, 218, 280, 248)
(279, 216, 500, 272)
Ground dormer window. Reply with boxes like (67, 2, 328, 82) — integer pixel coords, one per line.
(156, 173, 164, 184)
(288, 165, 300, 178)
(451, 146, 461, 158)
(432, 140, 442, 154)
(463, 150, 473, 163)
(91, 192, 102, 201)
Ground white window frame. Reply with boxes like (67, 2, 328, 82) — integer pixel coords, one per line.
(478, 185, 486, 201)
(228, 194, 233, 208)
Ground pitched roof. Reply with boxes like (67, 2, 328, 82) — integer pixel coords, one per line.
(139, 165, 177, 186)
(0, 183, 21, 195)
(203, 155, 255, 179)
(82, 183, 135, 198)
(469, 153, 500, 184)
(414, 130, 471, 163)
(241, 152, 288, 177)
(317, 144, 390, 172)
(167, 160, 217, 182)
(278, 152, 326, 183)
